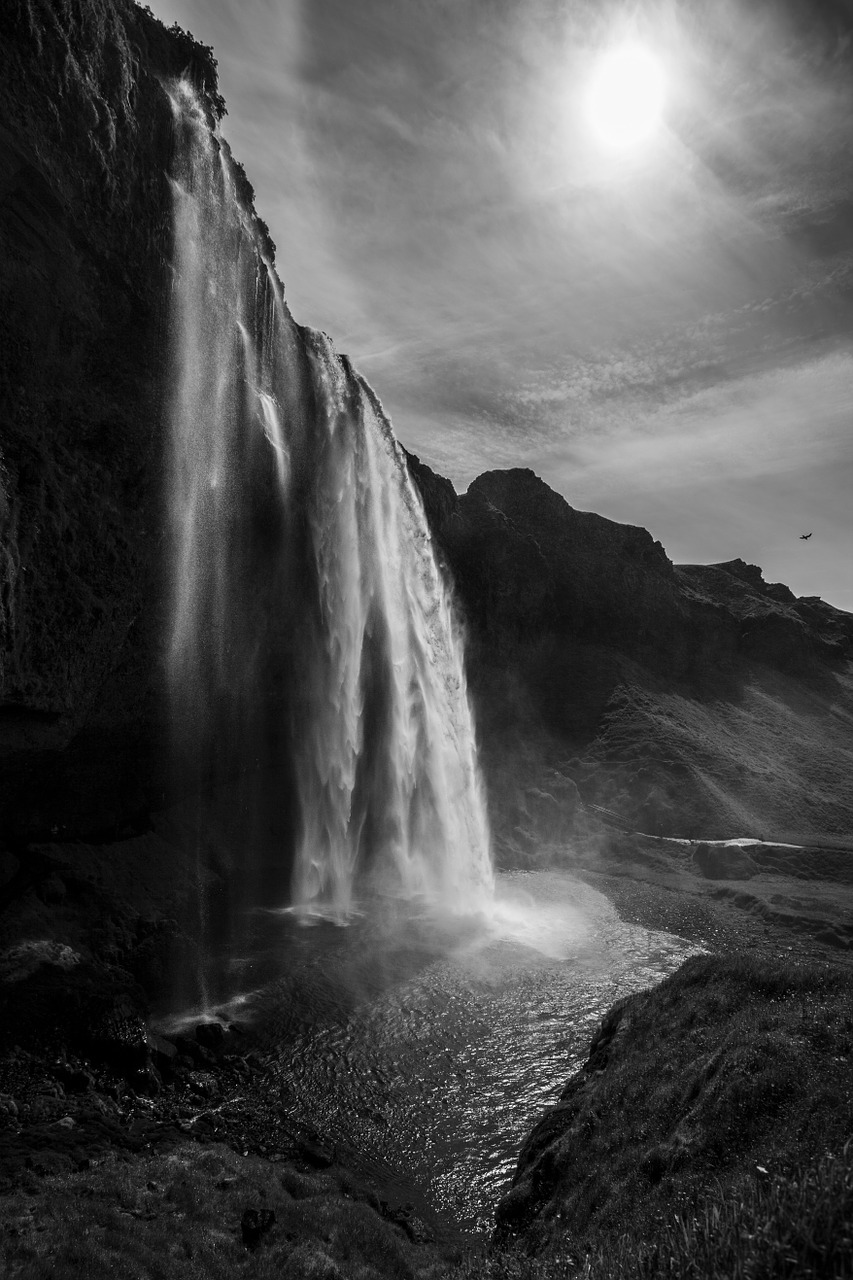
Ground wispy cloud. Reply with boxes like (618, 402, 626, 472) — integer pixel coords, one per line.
(147, 0, 853, 607)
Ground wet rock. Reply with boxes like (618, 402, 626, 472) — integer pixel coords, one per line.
(195, 1021, 226, 1052)
(127, 934, 173, 997)
(54, 1062, 95, 1094)
(171, 1034, 216, 1068)
(36, 1081, 65, 1101)
(192, 1112, 217, 1136)
(130, 1065, 162, 1097)
(147, 1033, 178, 1073)
(84, 992, 150, 1073)
(187, 1070, 219, 1099)
(0, 941, 82, 983)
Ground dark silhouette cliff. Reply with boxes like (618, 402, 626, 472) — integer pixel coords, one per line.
(408, 454, 853, 848)
(1, 0, 851, 860)
(0, 0, 246, 843)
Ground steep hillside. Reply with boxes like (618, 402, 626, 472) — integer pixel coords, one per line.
(495, 952, 853, 1270)
(2, 0, 850, 864)
(408, 456, 853, 849)
(0, 0, 246, 843)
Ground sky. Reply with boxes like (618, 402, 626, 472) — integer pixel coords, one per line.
(145, 0, 853, 610)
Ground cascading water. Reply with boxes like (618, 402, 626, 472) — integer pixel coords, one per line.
(165, 81, 491, 987)
(158, 85, 704, 1237)
(293, 334, 492, 917)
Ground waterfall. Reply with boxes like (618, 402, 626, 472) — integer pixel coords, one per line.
(293, 335, 492, 917)
(166, 82, 492, 951)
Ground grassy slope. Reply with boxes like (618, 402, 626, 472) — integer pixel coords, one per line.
(575, 660, 853, 843)
(495, 954, 853, 1269)
(0, 1141, 452, 1280)
(2, 952, 851, 1279)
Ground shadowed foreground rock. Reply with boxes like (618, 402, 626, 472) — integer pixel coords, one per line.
(0, 0, 231, 845)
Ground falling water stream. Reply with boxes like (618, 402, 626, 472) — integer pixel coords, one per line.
(292, 333, 491, 916)
(163, 82, 701, 1238)
(166, 82, 490, 954)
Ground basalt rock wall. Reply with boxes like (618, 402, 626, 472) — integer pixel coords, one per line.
(1, 0, 851, 855)
(408, 456, 852, 699)
(0, 0, 228, 842)
(407, 453, 853, 844)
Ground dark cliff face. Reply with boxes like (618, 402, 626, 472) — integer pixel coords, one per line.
(0, 0, 227, 840)
(1, 0, 850, 854)
(409, 455, 852, 685)
(408, 453, 853, 846)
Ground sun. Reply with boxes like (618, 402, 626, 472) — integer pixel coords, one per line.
(584, 44, 666, 151)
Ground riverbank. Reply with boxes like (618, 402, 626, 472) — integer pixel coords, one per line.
(2, 944, 850, 1279)
(568, 828, 853, 961)
(495, 949, 853, 1277)
(1, 835, 851, 1278)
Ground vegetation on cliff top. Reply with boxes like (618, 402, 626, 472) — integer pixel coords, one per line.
(493, 952, 853, 1273)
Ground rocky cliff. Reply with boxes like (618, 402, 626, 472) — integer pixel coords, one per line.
(0, 0, 242, 844)
(408, 454, 853, 849)
(1, 0, 851, 865)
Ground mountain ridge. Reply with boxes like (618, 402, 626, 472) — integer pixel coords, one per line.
(1, 0, 850, 853)
(407, 453, 853, 848)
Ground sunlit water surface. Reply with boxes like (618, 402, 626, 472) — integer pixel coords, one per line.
(200, 870, 701, 1234)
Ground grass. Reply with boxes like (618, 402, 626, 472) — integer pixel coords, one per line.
(451, 1142, 853, 1277)
(611, 1145, 853, 1279)
(2, 955, 850, 1279)
(0, 1142, 451, 1280)
(3, 1137, 851, 1279)
(493, 954, 853, 1265)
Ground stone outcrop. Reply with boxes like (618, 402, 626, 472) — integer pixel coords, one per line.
(1, 0, 850, 858)
(0, 1, 250, 843)
(408, 453, 853, 845)
(408, 456, 852, 687)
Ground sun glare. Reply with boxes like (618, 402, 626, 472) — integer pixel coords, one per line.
(584, 44, 666, 151)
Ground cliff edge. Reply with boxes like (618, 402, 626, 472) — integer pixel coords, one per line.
(408, 453, 853, 849)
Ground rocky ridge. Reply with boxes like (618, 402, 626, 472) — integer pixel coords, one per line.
(408, 455, 853, 848)
(0, 6, 852, 1278)
(1, 1, 851, 857)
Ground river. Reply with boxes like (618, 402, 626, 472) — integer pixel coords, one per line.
(202, 869, 700, 1235)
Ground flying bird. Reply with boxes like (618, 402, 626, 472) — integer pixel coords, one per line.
(799, 532, 813, 540)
